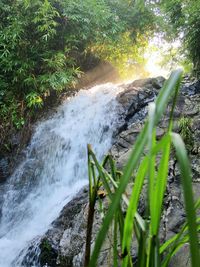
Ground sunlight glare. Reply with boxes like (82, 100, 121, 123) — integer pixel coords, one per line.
(144, 35, 182, 78)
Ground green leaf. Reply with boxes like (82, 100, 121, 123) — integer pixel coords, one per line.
(122, 157, 148, 267)
(89, 70, 183, 267)
(171, 132, 200, 267)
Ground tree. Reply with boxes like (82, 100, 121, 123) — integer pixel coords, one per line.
(0, 0, 155, 145)
(158, 0, 200, 76)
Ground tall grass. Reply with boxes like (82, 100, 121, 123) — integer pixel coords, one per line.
(84, 70, 200, 267)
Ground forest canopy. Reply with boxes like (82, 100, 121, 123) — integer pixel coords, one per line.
(0, 0, 200, 145)
(0, 0, 154, 135)
(159, 0, 200, 74)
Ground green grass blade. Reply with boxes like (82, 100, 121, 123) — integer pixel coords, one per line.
(88, 145, 113, 198)
(155, 69, 182, 121)
(85, 148, 99, 267)
(151, 134, 171, 235)
(135, 212, 146, 233)
(89, 123, 148, 267)
(113, 213, 118, 267)
(146, 103, 157, 267)
(148, 103, 156, 222)
(108, 155, 117, 181)
(161, 214, 200, 266)
(87, 147, 93, 201)
(89, 70, 183, 267)
(134, 212, 146, 241)
(137, 227, 148, 267)
(117, 205, 125, 247)
(161, 223, 200, 267)
(149, 236, 161, 267)
(122, 157, 148, 267)
(171, 132, 200, 266)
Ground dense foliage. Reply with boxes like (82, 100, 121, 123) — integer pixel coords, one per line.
(158, 0, 200, 75)
(1, 0, 200, 147)
(0, 0, 155, 146)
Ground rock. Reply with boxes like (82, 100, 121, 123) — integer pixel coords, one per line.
(40, 187, 88, 267)
(169, 244, 191, 267)
(39, 238, 58, 267)
(23, 76, 200, 267)
(0, 157, 9, 183)
(156, 127, 165, 139)
(183, 108, 199, 116)
(10, 132, 21, 150)
(182, 80, 200, 96)
(116, 149, 132, 169)
(129, 76, 165, 89)
(117, 76, 165, 121)
(152, 76, 166, 89)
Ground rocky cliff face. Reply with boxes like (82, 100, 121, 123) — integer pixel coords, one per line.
(25, 76, 200, 267)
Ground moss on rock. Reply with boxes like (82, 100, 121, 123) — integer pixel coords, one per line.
(39, 238, 58, 267)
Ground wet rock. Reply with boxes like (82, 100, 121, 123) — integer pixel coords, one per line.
(116, 149, 132, 169)
(169, 244, 191, 267)
(182, 80, 200, 96)
(156, 127, 165, 139)
(183, 107, 199, 116)
(23, 76, 200, 267)
(10, 132, 21, 150)
(0, 157, 9, 183)
(41, 188, 88, 267)
(152, 76, 166, 89)
(39, 238, 58, 267)
(117, 76, 165, 123)
(129, 76, 165, 89)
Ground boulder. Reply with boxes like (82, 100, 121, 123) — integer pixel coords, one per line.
(24, 76, 200, 266)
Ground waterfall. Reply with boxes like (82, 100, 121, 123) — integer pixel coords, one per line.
(0, 83, 123, 267)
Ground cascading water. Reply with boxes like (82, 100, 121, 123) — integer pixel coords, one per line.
(0, 83, 123, 267)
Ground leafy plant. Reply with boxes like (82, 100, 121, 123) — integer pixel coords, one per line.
(159, 0, 200, 76)
(26, 92, 43, 109)
(178, 116, 194, 149)
(85, 70, 200, 266)
(0, 0, 155, 143)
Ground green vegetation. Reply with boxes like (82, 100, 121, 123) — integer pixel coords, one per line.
(178, 117, 194, 150)
(0, 0, 155, 145)
(39, 238, 57, 266)
(85, 70, 200, 266)
(1, 0, 200, 264)
(1, 0, 200, 147)
(158, 0, 200, 76)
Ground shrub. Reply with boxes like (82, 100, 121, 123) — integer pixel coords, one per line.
(0, 0, 155, 141)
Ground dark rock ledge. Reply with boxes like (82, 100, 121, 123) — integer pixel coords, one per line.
(25, 77, 200, 267)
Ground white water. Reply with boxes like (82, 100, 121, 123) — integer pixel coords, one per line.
(0, 83, 123, 267)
